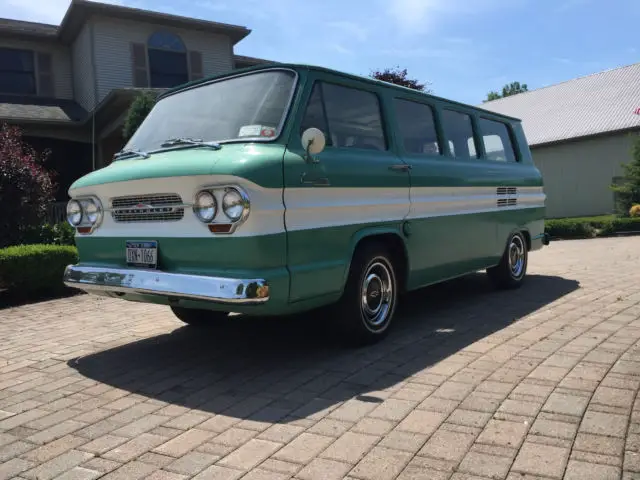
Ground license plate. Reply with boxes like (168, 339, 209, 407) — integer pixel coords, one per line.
(126, 241, 158, 269)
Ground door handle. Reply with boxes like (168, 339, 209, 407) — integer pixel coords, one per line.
(300, 172, 330, 186)
(389, 164, 412, 172)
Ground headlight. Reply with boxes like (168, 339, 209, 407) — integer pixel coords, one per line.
(194, 191, 217, 222)
(66, 200, 82, 226)
(84, 199, 101, 224)
(222, 188, 248, 221)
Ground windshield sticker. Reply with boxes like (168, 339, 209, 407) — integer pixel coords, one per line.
(260, 126, 276, 138)
(238, 125, 263, 137)
(238, 125, 277, 138)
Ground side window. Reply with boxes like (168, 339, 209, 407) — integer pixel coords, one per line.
(300, 83, 330, 144)
(441, 109, 477, 159)
(479, 118, 517, 162)
(394, 99, 440, 155)
(321, 83, 387, 151)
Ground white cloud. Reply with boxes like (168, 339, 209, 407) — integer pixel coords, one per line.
(386, 0, 526, 33)
(0, 0, 122, 24)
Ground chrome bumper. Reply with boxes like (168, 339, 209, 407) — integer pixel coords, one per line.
(63, 265, 270, 304)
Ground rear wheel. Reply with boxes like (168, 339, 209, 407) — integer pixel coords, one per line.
(333, 241, 398, 346)
(170, 306, 229, 327)
(487, 231, 528, 289)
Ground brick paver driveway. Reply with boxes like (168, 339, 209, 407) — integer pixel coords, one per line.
(1, 237, 640, 480)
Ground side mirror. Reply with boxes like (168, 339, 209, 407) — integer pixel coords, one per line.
(301, 127, 326, 163)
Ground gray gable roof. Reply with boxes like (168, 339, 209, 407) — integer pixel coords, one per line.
(0, 95, 87, 124)
(480, 62, 640, 147)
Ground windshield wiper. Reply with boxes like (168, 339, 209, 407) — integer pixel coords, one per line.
(160, 137, 222, 150)
(113, 148, 150, 160)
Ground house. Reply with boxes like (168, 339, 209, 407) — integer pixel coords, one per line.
(481, 62, 640, 218)
(0, 0, 270, 202)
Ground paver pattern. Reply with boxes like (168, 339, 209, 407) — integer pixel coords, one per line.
(1, 236, 640, 480)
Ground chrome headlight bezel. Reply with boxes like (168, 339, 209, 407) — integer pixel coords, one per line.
(193, 190, 218, 223)
(193, 185, 250, 234)
(67, 196, 103, 231)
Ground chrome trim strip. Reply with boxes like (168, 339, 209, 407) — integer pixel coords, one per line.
(63, 265, 269, 304)
(106, 203, 193, 213)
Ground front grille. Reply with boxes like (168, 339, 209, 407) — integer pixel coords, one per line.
(111, 193, 185, 223)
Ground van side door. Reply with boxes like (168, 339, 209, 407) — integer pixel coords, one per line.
(392, 98, 499, 288)
(282, 73, 411, 303)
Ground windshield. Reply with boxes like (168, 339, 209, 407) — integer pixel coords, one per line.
(123, 69, 297, 153)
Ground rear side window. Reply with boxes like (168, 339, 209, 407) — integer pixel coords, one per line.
(479, 118, 518, 162)
(394, 99, 440, 155)
(441, 109, 477, 160)
(300, 82, 387, 151)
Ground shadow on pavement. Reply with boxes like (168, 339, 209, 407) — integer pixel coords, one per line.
(68, 273, 580, 422)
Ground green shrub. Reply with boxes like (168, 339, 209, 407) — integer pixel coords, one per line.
(599, 217, 640, 236)
(22, 222, 75, 246)
(545, 219, 597, 239)
(0, 244, 78, 294)
(610, 134, 640, 216)
(123, 91, 158, 142)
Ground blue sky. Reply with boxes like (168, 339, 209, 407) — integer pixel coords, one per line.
(2, 0, 638, 104)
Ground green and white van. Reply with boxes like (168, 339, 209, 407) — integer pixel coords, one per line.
(63, 64, 549, 345)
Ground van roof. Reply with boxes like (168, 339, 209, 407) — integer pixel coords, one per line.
(161, 63, 522, 123)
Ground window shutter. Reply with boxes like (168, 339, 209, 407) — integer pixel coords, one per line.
(36, 52, 54, 97)
(188, 51, 204, 81)
(131, 42, 149, 87)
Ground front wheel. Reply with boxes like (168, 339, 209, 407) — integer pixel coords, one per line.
(170, 306, 229, 327)
(333, 242, 399, 346)
(487, 231, 528, 289)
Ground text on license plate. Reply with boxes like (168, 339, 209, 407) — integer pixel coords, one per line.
(126, 241, 157, 268)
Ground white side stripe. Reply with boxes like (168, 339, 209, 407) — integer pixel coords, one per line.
(70, 175, 545, 238)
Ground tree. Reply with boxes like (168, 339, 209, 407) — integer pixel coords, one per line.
(611, 134, 640, 216)
(123, 91, 158, 141)
(0, 123, 56, 248)
(485, 81, 529, 102)
(370, 66, 431, 92)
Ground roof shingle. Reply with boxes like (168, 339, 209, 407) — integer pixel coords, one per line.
(479, 62, 640, 146)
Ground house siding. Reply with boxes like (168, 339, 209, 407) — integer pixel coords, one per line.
(71, 23, 96, 111)
(91, 17, 234, 104)
(0, 38, 72, 100)
(532, 131, 639, 218)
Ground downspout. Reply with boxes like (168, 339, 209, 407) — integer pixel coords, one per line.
(89, 20, 99, 171)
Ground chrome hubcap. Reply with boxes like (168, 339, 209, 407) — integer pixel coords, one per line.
(508, 235, 525, 278)
(360, 260, 393, 329)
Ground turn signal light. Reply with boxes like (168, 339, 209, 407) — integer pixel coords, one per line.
(208, 224, 233, 234)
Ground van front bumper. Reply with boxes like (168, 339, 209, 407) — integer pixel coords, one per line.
(63, 265, 270, 304)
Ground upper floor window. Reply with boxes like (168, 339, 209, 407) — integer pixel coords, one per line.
(300, 82, 386, 151)
(441, 109, 478, 160)
(147, 31, 189, 88)
(394, 98, 440, 155)
(479, 118, 517, 162)
(0, 48, 36, 95)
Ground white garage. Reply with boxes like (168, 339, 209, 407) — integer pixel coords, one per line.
(481, 62, 640, 218)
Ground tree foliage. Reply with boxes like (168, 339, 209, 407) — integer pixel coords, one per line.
(611, 134, 640, 216)
(485, 81, 529, 102)
(123, 91, 158, 141)
(370, 66, 431, 92)
(0, 123, 56, 248)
